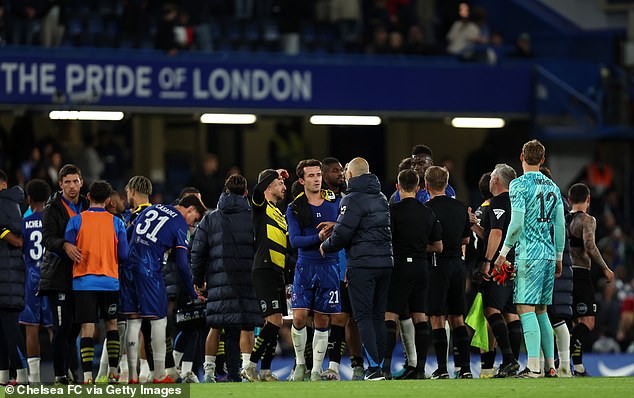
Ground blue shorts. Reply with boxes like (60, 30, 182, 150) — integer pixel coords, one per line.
(514, 258, 555, 305)
(291, 262, 341, 314)
(120, 266, 168, 318)
(19, 276, 53, 327)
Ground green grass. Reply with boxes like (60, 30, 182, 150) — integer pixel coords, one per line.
(186, 378, 634, 398)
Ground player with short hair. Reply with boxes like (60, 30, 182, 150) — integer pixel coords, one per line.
(390, 145, 456, 204)
(479, 164, 521, 378)
(39, 163, 90, 385)
(320, 157, 365, 380)
(287, 159, 341, 381)
(122, 195, 206, 384)
(424, 166, 473, 379)
(567, 183, 614, 377)
(242, 168, 289, 382)
(193, 174, 262, 383)
(384, 169, 442, 379)
(494, 139, 566, 378)
(19, 179, 53, 385)
(64, 181, 129, 384)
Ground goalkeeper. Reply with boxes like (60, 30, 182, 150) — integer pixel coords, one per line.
(477, 164, 522, 378)
(494, 140, 565, 378)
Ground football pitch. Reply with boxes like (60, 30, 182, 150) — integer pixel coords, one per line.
(190, 377, 634, 398)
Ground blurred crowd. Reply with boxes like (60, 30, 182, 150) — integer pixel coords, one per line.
(0, 0, 532, 63)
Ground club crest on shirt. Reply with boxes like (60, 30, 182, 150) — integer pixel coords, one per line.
(340, 206, 346, 215)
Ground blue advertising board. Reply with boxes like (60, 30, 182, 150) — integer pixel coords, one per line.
(0, 49, 533, 114)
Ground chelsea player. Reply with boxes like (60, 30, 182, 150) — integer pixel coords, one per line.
(287, 159, 341, 381)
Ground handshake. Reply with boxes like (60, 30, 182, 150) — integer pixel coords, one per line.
(490, 261, 516, 286)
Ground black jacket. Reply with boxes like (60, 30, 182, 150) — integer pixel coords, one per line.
(0, 186, 25, 310)
(39, 191, 89, 295)
(322, 173, 393, 269)
(191, 193, 263, 328)
(550, 198, 574, 318)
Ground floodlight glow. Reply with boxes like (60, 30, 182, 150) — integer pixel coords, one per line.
(49, 111, 125, 121)
(451, 117, 505, 128)
(309, 115, 382, 126)
(200, 113, 257, 124)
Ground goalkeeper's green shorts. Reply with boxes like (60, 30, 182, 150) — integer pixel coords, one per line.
(513, 258, 555, 305)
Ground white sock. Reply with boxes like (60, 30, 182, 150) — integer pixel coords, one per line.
(181, 361, 193, 376)
(119, 354, 129, 374)
(0, 369, 8, 384)
(139, 359, 150, 375)
(126, 318, 142, 381)
(204, 355, 216, 375)
(241, 353, 250, 370)
(328, 361, 340, 373)
(574, 363, 586, 373)
(399, 318, 417, 367)
(151, 318, 168, 379)
(312, 329, 329, 373)
(27, 357, 41, 383)
(173, 350, 184, 368)
(528, 357, 540, 372)
(291, 325, 307, 366)
(96, 339, 109, 379)
(16, 368, 28, 384)
(553, 322, 571, 371)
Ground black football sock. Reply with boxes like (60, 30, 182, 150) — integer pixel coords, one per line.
(105, 331, 120, 369)
(432, 328, 448, 372)
(384, 321, 397, 372)
(414, 321, 431, 373)
(481, 350, 496, 369)
(507, 320, 523, 360)
(571, 323, 590, 367)
(487, 313, 514, 365)
(80, 337, 94, 376)
(328, 325, 345, 365)
(250, 323, 279, 364)
(453, 326, 471, 371)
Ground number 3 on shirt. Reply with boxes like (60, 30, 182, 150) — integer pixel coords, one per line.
(136, 210, 170, 242)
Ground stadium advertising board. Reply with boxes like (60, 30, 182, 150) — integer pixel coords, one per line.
(0, 50, 532, 114)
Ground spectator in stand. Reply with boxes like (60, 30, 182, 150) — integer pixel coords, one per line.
(40, 0, 66, 47)
(617, 297, 634, 352)
(155, 3, 180, 55)
(404, 24, 431, 55)
(331, 0, 362, 49)
(446, 2, 479, 56)
(11, 0, 42, 45)
(174, 10, 195, 50)
(367, 24, 390, 54)
(509, 32, 534, 58)
(388, 30, 403, 54)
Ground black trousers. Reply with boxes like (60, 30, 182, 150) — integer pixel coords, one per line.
(347, 267, 392, 368)
(50, 293, 79, 378)
(0, 310, 27, 370)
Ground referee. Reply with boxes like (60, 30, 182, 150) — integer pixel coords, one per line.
(425, 166, 472, 379)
